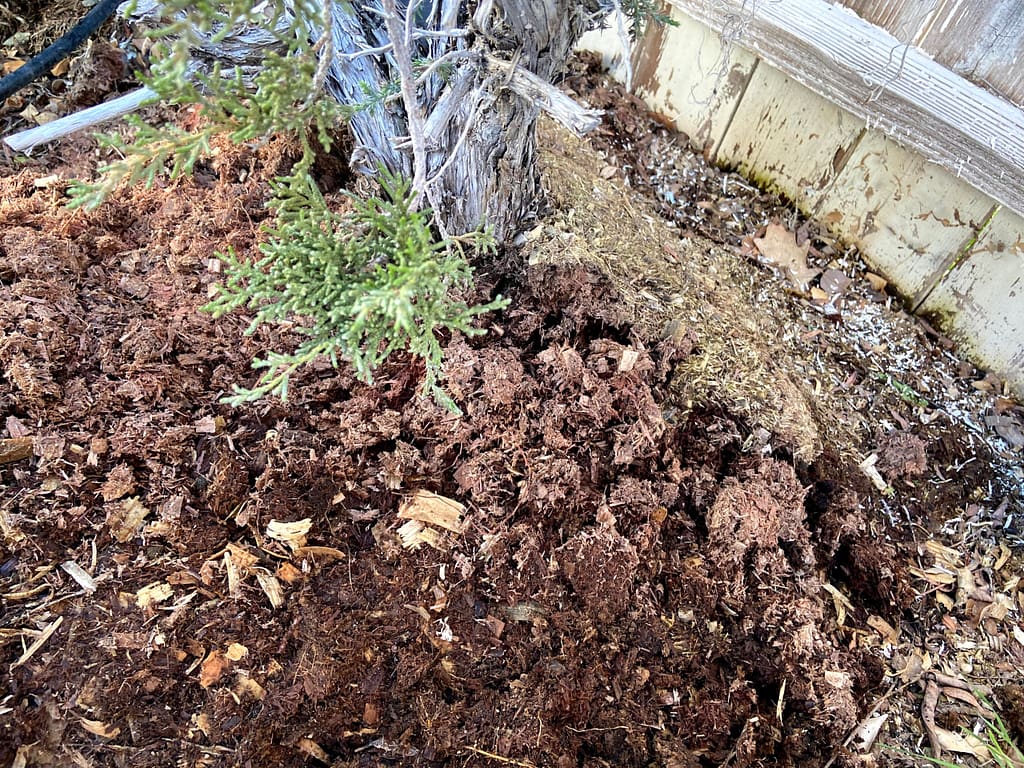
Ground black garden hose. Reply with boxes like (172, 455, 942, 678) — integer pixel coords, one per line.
(0, 0, 122, 103)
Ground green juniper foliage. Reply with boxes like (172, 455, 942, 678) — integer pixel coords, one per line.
(203, 172, 502, 408)
(620, 0, 678, 39)
(68, 0, 505, 407)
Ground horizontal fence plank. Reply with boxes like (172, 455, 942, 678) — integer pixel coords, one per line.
(669, 0, 1024, 217)
(921, 208, 1024, 395)
(716, 64, 864, 203)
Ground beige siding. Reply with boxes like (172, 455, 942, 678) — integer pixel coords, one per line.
(630, 7, 757, 151)
(920, 208, 1024, 395)
(816, 132, 997, 303)
(715, 65, 864, 203)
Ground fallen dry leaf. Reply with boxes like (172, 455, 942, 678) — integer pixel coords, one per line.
(753, 222, 819, 292)
(852, 713, 888, 752)
(297, 737, 329, 762)
(864, 272, 888, 292)
(80, 717, 121, 739)
(819, 268, 852, 296)
(100, 463, 136, 501)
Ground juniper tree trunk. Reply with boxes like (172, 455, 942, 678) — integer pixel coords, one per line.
(321, 0, 607, 242)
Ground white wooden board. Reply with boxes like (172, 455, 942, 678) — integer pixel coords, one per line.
(815, 132, 997, 303)
(921, 207, 1024, 395)
(669, 0, 1024, 217)
(577, 7, 757, 151)
(716, 64, 864, 205)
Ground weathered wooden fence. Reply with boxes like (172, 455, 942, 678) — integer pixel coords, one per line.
(580, 0, 1024, 398)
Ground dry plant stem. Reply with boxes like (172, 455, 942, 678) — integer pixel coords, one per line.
(381, 0, 429, 205)
(299, 0, 335, 111)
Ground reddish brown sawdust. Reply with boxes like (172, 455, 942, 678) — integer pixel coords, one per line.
(0, 105, 1013, 768)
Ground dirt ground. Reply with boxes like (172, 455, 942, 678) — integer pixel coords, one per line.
(2, 25, 1023, 768)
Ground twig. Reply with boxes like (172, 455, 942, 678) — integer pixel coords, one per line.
(921, 676, 943, 758)
(299, 0, 335, 111)
(464, 745, 537, 767)
(484, 54, 603, 135)
(11, 616, 63, 669)
(381, 0, 429, 203)
(611, 0, 634, 91)
(337, 29, 468, 62)
(415, 49, 473, 86)
(426, 77, 495, 186)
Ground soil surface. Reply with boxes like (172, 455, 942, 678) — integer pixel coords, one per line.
(2, 32, 1023, 768)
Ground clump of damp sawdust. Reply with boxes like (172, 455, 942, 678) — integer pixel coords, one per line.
(530, 119, 832, 461)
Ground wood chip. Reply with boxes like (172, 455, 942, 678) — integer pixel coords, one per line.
(136, 582, 173, 609)
(255, 569, 285, 609)
(11, 616, 63, 669)
(105, 497, 150, 543)
(225, 642, 248, 661)
(296, 737, 329, 763)
(266, 518, 312, 551)
(199, 650, 230, 688)
(60, 561, 96, 593)
(0, 437, 33, 465)
(292, 545, 346, 561)
(398, 490, 465, 533)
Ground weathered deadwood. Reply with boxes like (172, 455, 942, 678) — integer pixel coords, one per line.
(3, 0, 611, 242)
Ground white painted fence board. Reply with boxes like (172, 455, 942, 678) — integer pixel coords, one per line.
(921, 208, 1024, 395)
(815, 132, 996, 302)
(634, 8, 758, 150)
(578, 7, 757, 151)
(576, 13, 632, 84)
(669, 0, 1024, 217)
(716, 64, 863, 204)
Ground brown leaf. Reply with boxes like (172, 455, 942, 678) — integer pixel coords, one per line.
(80, 717, 121, 739)
(753, 222, 819, 291)
(819, 268, 852, 296)
(864, 272, 888, 292)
